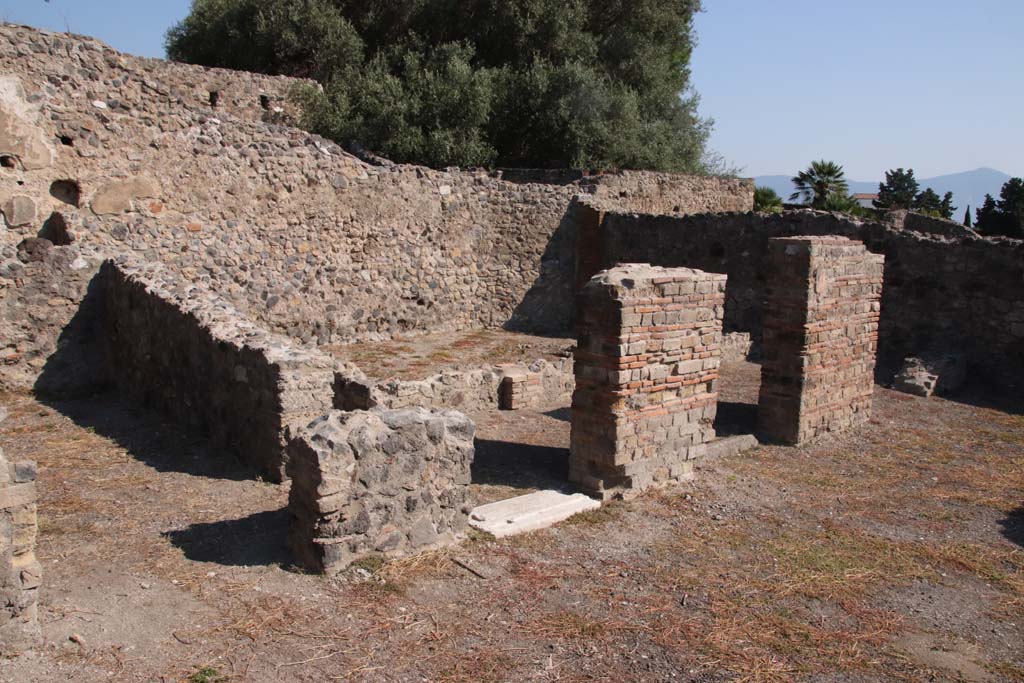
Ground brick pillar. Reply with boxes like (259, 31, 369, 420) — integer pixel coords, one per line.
(757, 236, 884, 445)
(570, 264, 726, 500)
(0, 407, 42, 652)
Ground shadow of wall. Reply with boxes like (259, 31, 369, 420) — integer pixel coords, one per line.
(503, 203, 579, 336)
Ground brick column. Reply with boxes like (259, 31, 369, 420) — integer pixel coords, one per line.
(0, 407, 42, 652)
(757, 237, 884, 445)
(570, 264, 726, 500)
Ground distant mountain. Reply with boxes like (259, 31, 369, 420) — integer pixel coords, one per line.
(754, 167, 1014, 215)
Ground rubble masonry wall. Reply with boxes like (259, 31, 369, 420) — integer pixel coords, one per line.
(0, 24, 752, 392)
(286, 408, 475, 573)
(101, 258, 337, 481)
(0, 406, 41, 653)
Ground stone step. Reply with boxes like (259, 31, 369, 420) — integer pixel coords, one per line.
(469, 490, 601, 538)
(704, 434, 760, 460)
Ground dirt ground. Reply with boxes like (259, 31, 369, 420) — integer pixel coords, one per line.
(324, 329, 575, 380)
(0, 359, 1021, 683)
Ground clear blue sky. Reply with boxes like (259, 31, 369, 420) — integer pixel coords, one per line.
(3, 0, 1021, 181)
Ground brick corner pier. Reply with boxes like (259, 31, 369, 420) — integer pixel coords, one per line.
(757, 236, 884, 445)
(569, 264, 726, 500)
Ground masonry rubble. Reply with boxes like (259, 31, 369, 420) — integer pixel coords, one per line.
(757, 237, 884, 445)
(0, 404, 41, 652)
(893, 352, 967, 398)
(570, 264, 726, 500)
(286, 407, 475, 573)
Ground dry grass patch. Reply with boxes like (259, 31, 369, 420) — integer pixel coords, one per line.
(765, 522, 932, 600)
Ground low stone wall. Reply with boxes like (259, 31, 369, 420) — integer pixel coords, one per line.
(758, 237, 884, 445)
(570, 264, 726, 500)
(101, 258, 337, 481)
(498, 359, 575, 410)
(286, 408, 475, 573)
(334, 358, 574, 413)
(0, 406, 41, 653)
(579, 203, 1024, 380)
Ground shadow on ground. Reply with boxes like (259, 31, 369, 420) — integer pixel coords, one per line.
(472, 438, 569, 492)
(714, 401, 758, 438)
(38, 392, 261, 481)
(164, 508, 291, 567)
(943, 375, 1024, 416)
(999, 506, 1024, 548)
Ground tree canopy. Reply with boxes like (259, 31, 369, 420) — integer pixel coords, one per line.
(975, 177, 1024, 238)
(875, 167, 956, 219)
(874, 168, 918, 210)
(753, 186, 783, 214)
(166, 0, 712, 171)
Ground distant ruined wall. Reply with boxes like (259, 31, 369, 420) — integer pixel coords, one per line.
(582, 204, 1024, 377)
(102, 258, 337, 481)
(587, 172, 753, 216)
(0, 24, 751, 391)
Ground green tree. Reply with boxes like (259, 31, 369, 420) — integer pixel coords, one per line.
(753, 186, 783, 214)
(963, 206, 971, 227)
(996, 177, 1024, 235)
(790, 160, 849, 209)
(914, 187, 942, 216)
(938, 191, 956, 220)
(975, 179, 1024, 238)
(874, 168, 919, 209)
(975, 194, 1000, 234)
(166, 0, 711, 171)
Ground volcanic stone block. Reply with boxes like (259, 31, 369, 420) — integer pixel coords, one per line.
(569, 264, 727, 500)
(758, 236, 884, 445)
(287, 407, 475, 574)
(893, 352, 967, 398)
(0, 412, 41, 653)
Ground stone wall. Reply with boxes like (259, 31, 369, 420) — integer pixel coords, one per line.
(570, 264, 726, 500)
(0, 406, 41, 652)
(498, 359, 575, 410)
(0, 24, 751, 392)
(286, 408, 475, 573)
(583, 204, 1024, 379)
(101, 258, 337, 481)
(757, 237, 884, 445)
(337, 358, 575, 414)
(587, 172, 753, 216)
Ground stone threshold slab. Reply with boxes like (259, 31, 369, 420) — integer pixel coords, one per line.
(469, 490, 601, 538)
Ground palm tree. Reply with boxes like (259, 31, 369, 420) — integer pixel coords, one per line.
(790, 160, 849, 208)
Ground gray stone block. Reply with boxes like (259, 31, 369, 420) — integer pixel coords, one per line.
(287, 408, 474, 574)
